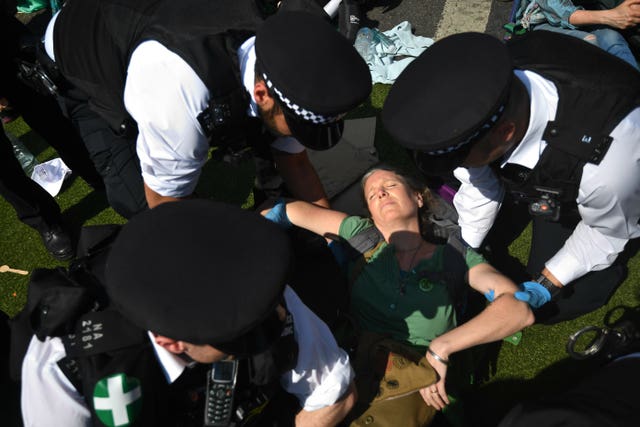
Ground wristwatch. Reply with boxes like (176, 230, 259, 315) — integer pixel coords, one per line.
(537, 274, 562, 299)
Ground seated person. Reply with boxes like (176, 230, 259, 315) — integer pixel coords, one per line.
(262, 165, 535, 417)
(20, 200, 356, 426)
(513, 0, 640, 69)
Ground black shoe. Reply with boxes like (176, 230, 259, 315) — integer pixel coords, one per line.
(40, 226, 74, 261)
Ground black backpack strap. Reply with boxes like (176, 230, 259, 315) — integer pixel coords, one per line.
(442, 235, 471, 319)
(410, 233, 470, 322)
(346, 225, 385, 255)
(346, 226, 385, 288)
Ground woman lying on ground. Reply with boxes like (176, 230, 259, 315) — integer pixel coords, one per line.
(262, 165, 535, 413)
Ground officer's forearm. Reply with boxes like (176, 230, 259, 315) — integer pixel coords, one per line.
(144, 182, 185, 208)
(294, 383, 357, 427)
(273, 150, 330, 208)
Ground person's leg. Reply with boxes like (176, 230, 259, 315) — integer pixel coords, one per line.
(3, 79, 105, 190)
(60, 96, 147, 218)
(534, 23, 594, 43)
(534, 24, 639, 70)
(0, 129, 73, 260)
(525, 217, 626, 324)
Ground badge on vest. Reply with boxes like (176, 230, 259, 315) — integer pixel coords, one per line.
(93, 373, 143, 427)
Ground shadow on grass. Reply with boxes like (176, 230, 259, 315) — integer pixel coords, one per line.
(465, 303, 640, 427)
(17, 129, 51, 160)
(465, 355, 602, 427)
(62, 189, 111, 235)
(194, 155, 256, 208)
(618, 237, 640, 268)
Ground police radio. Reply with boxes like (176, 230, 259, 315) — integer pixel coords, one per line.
(204, 359, 239, 426)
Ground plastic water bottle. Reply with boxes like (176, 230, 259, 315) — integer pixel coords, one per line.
(8, 132, 38, 177)
(353, 27, 374, 62)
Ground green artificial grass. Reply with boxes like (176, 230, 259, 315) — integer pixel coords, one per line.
(2, 84, 640, 425)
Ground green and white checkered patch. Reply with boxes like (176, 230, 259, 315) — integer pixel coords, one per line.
(93, 373, 143, 427)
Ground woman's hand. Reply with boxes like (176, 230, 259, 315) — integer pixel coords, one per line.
(606, 0, 640, 29)
(419, 350, 450, 410)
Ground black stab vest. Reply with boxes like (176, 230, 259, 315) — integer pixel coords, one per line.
(499, 31, 640, 222)
(53, 0, 263, 134)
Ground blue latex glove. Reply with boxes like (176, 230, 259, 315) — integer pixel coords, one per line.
(264, 199, 292, 229)
(514, 281, 551, 309)
(484, 289, 495, 302)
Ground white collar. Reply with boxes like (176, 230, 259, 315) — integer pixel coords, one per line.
(502, 70, 559, 170)
(147, 332, 194, 384)
(237, 36, 259, 118)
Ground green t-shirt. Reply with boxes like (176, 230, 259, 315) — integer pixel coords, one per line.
(339, 216, 486, 349)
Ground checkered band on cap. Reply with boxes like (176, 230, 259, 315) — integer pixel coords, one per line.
(427, 104, 506, 155)
(263, 73, 345, 125)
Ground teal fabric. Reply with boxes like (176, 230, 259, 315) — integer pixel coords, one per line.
(16, 0, 48, 13)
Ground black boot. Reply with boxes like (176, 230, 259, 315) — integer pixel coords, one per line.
(39, 225, 74, 261)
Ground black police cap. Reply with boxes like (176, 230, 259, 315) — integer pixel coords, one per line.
(382, 32, 512, 174)
(256, 11, 371, 150)
(105, 200, 292, 349)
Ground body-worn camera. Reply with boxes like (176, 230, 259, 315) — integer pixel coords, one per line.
(527, 186, 561, 221)
(197, 96, 255, 167)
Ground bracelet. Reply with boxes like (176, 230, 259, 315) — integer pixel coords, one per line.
(426, 347, 449, 366)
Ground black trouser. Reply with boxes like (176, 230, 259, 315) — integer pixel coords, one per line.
(2, 78, 104, 190)
(57, 93, 147, 219)
(1, 9, 104, 192)
(483, 194, 626, 325)
(0, 129, 63, 233)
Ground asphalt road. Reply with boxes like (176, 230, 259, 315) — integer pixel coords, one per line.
(361, 0, 516, 40)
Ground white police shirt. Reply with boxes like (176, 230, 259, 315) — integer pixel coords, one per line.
(21, 286, 353, 426)
(45, 12, 304, 198)
(453, 69, 640, 286)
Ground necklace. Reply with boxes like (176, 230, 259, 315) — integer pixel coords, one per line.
(397, 240, 423, 295)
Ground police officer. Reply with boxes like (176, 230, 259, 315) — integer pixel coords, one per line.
(382, 31, 640, 324)
(0, 8, 104, 260)
(42, 0, 371, 218)
(20, 200, 357, 426)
